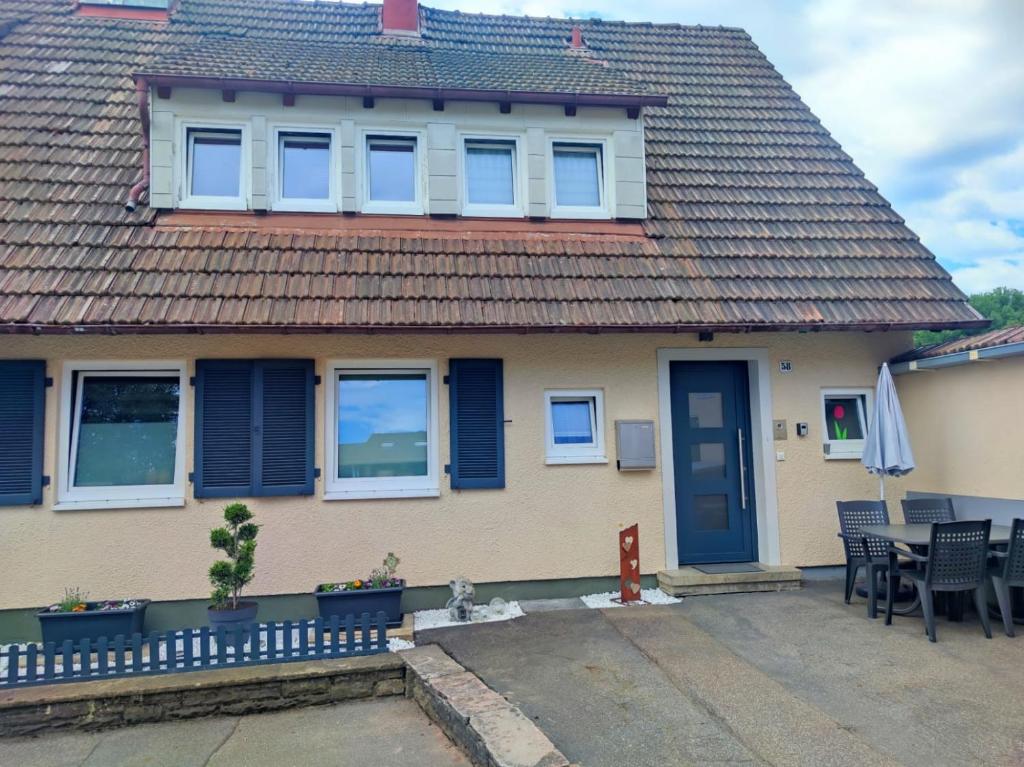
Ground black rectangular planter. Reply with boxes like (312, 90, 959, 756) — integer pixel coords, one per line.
(37, 601, 149, 645)
(314, 584, 404, 627)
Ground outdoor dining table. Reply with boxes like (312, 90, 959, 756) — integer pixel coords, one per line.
(861, 523, 1014, 619)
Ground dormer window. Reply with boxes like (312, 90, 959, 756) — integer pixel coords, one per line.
(272, 128, 338, 212)
(363, 134, 422, 214)
(462, 137, 523, 217)
(182, 125, 247, 210)
(550, 140, 608, 219)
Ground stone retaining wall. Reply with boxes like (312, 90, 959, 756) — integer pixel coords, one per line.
(0, 654, 405, 738)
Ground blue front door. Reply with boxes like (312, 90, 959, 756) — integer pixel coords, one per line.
(670, 361, 757, 564)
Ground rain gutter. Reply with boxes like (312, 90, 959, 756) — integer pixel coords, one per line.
(131, 74, 669, 109)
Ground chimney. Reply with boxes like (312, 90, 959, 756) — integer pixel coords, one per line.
(382, 0, 419, 36)
(570, 24, 584, 49)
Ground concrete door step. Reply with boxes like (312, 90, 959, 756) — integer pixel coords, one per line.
(658, 563, 802, 597)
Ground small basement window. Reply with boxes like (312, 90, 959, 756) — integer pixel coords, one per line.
(183, 127, 246, 210)
(544, 389, 607, 464)
(273, 129, 336, 212)
(58, 363, 187, 510)
(551, 141, 607, 218)
(821, 388, 871, 460)
(364, 135, 421, 214)
(463, 138, 520, 217)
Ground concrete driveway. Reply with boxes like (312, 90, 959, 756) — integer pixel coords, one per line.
(422, 579, 1024, 767)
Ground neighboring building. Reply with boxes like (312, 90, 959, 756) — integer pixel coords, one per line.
(892, 327, 1024, 522)
(0, 0, 984, 635)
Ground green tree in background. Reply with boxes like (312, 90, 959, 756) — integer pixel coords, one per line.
(914, 287, 1024, 347)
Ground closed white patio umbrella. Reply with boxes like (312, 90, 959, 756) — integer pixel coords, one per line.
(862, 362, 915, 500)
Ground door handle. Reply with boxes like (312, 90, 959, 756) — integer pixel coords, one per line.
(738, 427, 747, 510)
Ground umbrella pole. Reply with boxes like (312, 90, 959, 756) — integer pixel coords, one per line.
(879, 475, 885, 502)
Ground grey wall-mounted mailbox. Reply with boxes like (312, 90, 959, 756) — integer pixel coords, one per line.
(615, 420, 656, 471)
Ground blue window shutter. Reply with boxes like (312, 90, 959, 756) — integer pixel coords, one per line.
(0, 360, 46, 505)
(448, 358, 505, 489)
(194, 360, 254, 498)
(254, 359, 315, 496)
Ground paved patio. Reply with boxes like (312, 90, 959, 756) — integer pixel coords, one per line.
(2, 697, 470, 767)
(423, 578, 1024, 767)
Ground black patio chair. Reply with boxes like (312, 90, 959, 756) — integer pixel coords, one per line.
(901, 497, 955, 524)
(989, 518, 1024, 637)
(885, 520, 992, 642)
(837, 500, 897, 619)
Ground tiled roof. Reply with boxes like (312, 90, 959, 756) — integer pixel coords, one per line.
(892, 326, 1024, 363)
(139, 36, 656, 99)
(0, 0, 983, 332)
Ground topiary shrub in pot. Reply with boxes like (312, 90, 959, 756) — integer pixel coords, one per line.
(207, 502, 260, 642)
(315, 552, 404, 627)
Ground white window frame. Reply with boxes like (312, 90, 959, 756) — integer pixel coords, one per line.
(547, 137, 613, 220)
(324, 359, 439, 500)
(359, 130, 425, 215)
(177, 120, 250, 211)
(56, 361, 187, 511)
(459, 133, 526, 218)
(268, 124, 340, 213)
(821, 387, 873, 460)
(544, 389, 607, 465)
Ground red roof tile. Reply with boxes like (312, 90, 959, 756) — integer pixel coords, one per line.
(0, 0, 983, 333)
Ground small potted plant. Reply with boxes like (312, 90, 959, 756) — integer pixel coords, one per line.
(315, 552, 404, 627)
(37, 587, 149, 645)
(207, 502, 260, 638)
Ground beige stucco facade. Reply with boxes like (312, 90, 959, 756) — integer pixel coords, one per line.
(0, 330, 912, 609)
(896, 356, 1024, 501)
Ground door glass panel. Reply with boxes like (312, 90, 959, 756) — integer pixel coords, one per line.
(694, 494, 729, 530)
(690, 443, 725, 479)
(688, 392, 723, 428)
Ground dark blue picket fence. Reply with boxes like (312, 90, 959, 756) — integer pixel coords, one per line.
(0, 612, 389, 689)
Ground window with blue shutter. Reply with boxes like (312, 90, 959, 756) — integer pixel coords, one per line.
(0, 360, 46, 505)
(194, 359, 315, 498)
(448, 358, 505, 489)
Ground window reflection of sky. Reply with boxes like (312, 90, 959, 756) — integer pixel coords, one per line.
(337, 374, 427, 445)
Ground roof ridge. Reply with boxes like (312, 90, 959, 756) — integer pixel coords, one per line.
(420, 4, 751, 37)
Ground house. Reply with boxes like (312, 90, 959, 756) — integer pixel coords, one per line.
(891, 327, 1023, 522)
(0, 0, 985, 636)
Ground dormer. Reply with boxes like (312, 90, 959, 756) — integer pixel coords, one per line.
(132, 2, 666, 221)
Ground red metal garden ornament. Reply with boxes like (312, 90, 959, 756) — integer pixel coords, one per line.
(618, 523, 642, 603)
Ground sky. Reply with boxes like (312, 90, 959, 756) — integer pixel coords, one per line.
(429, 0, 1024, 294)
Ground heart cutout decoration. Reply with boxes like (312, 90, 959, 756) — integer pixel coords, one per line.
(629, 559, 638, 571)
(629, 581, 641, 594)
(622, 536, 634, 552)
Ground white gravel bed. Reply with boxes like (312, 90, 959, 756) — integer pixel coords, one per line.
(413, 601, 524, 632)
(580, 589, 681, 609)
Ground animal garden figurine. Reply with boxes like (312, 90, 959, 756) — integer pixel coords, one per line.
(446, 577, 475, 622)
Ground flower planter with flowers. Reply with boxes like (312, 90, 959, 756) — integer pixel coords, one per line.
(315, 553, 404, 627)
(37, 588, 149, 645)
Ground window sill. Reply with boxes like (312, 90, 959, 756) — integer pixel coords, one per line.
(323, 488, 440, 501)
(823, 452, 863, 461)
(53, 497, 186, 512)
(545, 455, 608, 465)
